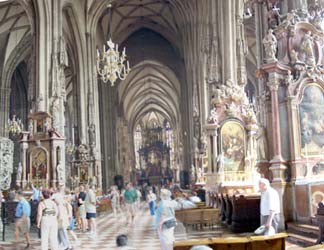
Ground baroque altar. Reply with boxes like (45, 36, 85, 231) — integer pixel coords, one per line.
(18, 112, 65, 189)
(204, 79, 259, 194)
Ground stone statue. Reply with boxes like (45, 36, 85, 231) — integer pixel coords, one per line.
(290, 49, 299, 64)
(301, 31, 315, 66)
(28, 120, 33, 134)
(16, 162, 22, 186)
(207, 107, 218, 124)
(88, 124, 96, 147)
(256, 126, 268, 161)
(51, 95, 60, 131)
(56, 160, 64, 183)
(59, 36, 69, 67)
(217, 153, 224, 173)
(263, 29, 277, 62)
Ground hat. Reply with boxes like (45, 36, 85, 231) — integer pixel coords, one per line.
(160, 189, 172, 200)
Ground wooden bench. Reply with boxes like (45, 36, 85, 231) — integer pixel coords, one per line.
(175, 208, 220, 229)
(173, 233, 288, 250)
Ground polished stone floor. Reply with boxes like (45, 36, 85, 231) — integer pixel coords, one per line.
(0, 203, 303, 250)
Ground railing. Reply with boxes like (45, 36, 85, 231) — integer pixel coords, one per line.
(223, 171, 253, 182)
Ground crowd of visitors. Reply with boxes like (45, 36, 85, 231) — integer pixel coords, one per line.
(8, 180, 207, 250)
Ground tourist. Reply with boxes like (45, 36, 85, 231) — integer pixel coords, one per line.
(78, 185, 87, 232)
(259, 178, 280, 233)
(189, 191, 201, 203)
(72, 187, 80, 229)
(123, 182, 138, 226)
(65, 192, 79, 244)
(116, 234, 136, 249)
(54, 192, 72, 250)
(30, 182, 42, 202)
(15, 191, 31, 249)
(155, 189, 178, 250)
(37, 189, 59, 250)
(85, 184, 97, 239)
(136, 187, 142, 209)
(146, 188, 156, 216)
(110, 185, 121, 217)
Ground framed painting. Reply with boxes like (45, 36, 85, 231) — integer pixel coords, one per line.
(220, 121, 246, 172)
(299, 84, 324, 157)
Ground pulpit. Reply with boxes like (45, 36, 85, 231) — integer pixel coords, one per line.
(18, 112, 65, 189)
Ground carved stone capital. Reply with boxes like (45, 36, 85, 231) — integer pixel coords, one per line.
(267, 80, 280, 91)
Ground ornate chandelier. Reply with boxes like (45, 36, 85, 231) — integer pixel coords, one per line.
(96, 2, 130, 86)
(7, 114, 23, 135)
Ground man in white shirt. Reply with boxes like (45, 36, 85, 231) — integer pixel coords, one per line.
(85, 184, 97, 239)
(259, 178, 280, 233)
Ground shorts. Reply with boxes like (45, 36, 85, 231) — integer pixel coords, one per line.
(86, 212, 96, 219)
(125, 203, 136, 216)
(78, 205, 86, 219)
(16, 217, 30, 234)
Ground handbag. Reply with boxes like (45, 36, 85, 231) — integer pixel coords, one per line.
(163, 217, 177, 229)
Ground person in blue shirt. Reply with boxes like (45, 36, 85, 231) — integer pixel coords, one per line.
(31, 182, 43, 202)
(15, 190, 31, 249)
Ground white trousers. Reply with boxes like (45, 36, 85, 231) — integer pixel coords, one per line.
(41, 216, 58, 250)
(158, 227, 175, 250)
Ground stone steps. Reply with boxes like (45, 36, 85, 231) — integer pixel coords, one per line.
(287, 222, 319, 248)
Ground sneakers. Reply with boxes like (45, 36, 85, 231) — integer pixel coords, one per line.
(24, 244, 30, 249)
(89, 232, 97, 239)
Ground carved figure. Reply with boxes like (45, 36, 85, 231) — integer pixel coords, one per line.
(16, 162, 22, 186)
(217, 153, 224, 173)
(263, 29, 277, 62)
(256, 126, 268, 161)
(301, 31, 315, 66)
(207, 107, 218, 124)
(51, 95, 60, 131)
(56, 160, 64, 183)
(88, 124, 96, 147)
(290, 49, 299, 64)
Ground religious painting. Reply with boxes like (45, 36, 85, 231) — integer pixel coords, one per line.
(220, 121, 245, 172)
(30, 148, 47, 181)
(79, 166, 88, 184)
(299, 84, 324, 156)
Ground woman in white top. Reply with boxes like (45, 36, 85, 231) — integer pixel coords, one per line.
(37, 189, 59, 250)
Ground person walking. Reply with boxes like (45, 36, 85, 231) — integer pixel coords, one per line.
(15, 191, 31, 249)
(123, 183, 138, 226)
(55, 193, 72, 250)
(85, 184, 97, 239)
(259, 178, 280, 233)
(111, 186, 121, 217)
(155, 189, 178, 250)
(146, 188, 156, 216)
(37, 189, 59, 250)
(78, 185, 87, 232)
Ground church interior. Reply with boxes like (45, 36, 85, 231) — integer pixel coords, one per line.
(1, 0, 324, 249)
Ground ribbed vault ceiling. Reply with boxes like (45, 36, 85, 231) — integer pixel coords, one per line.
(0, 1, 30, 64)
(118, 60, 180, 130)
(98, 0, 183, 46)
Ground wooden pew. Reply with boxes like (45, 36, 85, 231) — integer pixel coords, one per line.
(249, 233, 288, 250)
(231, 194, 260, 233)
(175, 208, 220, 229)
(173, 233, 288, 250)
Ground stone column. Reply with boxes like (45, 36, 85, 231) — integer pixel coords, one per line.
(20, 132, 29, 189)
(205, 125, 218, 174)
(267, 73, 286, 179)
(267, 72, 287, 231)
